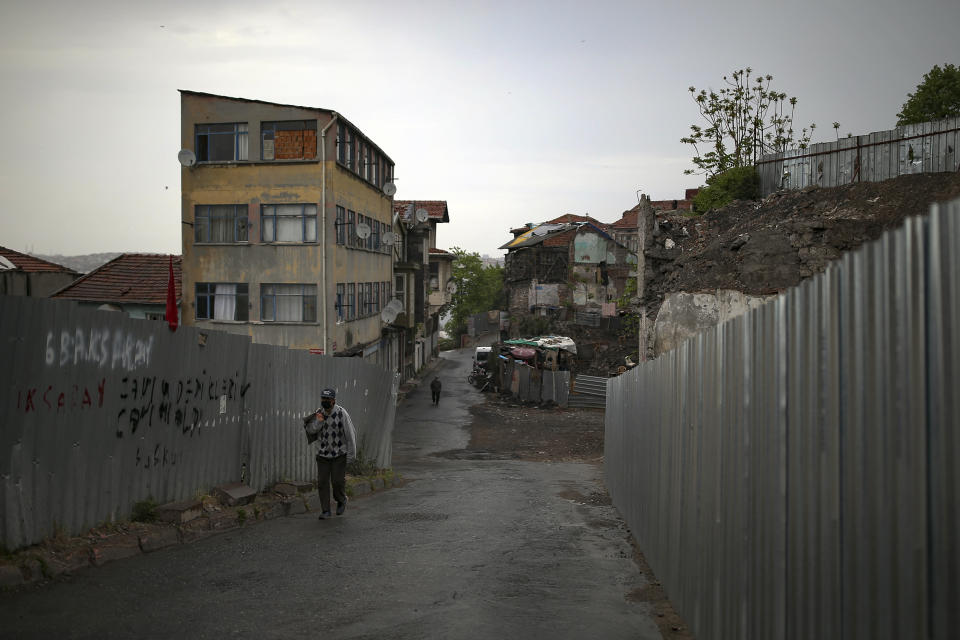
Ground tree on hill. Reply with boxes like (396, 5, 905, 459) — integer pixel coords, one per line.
(896, 63, 960, 126)
(681, 67, 816, 179)
(445, 248, 505, 343)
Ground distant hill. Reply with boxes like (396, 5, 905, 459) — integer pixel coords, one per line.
(34, 253, 121, 274)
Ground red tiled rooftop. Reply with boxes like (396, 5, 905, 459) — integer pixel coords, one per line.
(543, 229, 577, 247)
(52, 254, 181, 304)
(393, 200, 450, 223)
(547, 214, 607, 228)
(0, 246, 79, 274)
(611, 210, 638, 229)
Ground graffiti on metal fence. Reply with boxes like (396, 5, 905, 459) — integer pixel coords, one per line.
(14, 378, 107, 414)
(45, 327, 155, 371)
(134, 442, 184, 470)
(115, 370, 250, 439)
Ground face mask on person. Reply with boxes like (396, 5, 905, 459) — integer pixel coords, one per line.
(321, 399, 334, 411)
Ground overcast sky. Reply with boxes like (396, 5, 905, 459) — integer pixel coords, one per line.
(1, 0, 957, 258)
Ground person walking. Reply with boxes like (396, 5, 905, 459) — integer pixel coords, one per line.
(304, 388, 357, 520)
(430, 376, 442, 406)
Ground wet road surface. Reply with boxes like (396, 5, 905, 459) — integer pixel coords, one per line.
(0, 349, 661, 639)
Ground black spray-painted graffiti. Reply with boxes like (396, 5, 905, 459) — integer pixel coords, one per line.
(115, 370, 251, 440)
(135, 442, 184, 470)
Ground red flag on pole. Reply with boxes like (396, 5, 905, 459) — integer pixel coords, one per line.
(165, 255, 178, 332)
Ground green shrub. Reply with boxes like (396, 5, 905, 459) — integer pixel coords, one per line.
(693, 166, 760, 214)
(517, 314, 552, 337)
(347, 443, 378, 477)
(131, 498, 158, 523)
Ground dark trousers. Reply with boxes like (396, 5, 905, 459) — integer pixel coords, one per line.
(432, 390, 440, 405)
(316, 454, 347, 512)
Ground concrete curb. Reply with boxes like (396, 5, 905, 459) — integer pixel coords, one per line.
(0, 472, 401, 591)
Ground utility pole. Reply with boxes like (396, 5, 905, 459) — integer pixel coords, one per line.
(636, 194, 652, 361)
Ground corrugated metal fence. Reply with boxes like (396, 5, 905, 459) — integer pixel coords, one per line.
(497, 358, 569, 407)
(0, 297, 396, 550)
(757, 116, 960, 196)
(605, 196, 959, 639)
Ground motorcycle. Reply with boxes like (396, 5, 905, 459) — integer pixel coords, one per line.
(467, 363, 493, 391)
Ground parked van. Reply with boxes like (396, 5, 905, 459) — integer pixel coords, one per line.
(473, 346, 492, 370)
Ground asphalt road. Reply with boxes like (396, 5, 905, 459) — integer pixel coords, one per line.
(0, 349, 661, 639)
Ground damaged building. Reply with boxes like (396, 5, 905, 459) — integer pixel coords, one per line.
(500, 216, 636, 325)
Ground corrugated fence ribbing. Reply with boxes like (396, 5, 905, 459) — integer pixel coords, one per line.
(0, 299, 396, 550)
(605, 196, 959, 639)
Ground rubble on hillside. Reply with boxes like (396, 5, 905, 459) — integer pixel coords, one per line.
(643, 171, 960, 318)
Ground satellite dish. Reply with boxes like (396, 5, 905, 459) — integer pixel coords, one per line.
(356, 222, 371, 239)
(178, 149, 196, 167)
(382, 232, 396, 246)
(446, 281, 457, 294)
(380, 298, 403, 324)
(380, 306, 398, 324)
(383, 182, 397, 197)
(415, 208, 429, 223)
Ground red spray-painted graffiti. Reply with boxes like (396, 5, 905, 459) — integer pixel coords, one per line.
(16, 379, 107, 413)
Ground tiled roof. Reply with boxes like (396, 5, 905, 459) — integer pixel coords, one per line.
(543, 229, 577, 247)
(0, 246, 79, 274)
(500, 221, 616, 251)
(51, 254, 182, 304)
(393, 200, 450, 223)
(611, 210, 638, 229)
(429, 248, 454, 258)
(547, 214, 607, 228)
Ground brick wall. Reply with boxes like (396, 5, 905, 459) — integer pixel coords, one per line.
(508, 283, 529, 316)
(650, 198, 694, 212)
(275, 129, 317, 160)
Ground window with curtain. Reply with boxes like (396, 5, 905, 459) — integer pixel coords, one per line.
(194, 205, 248, 243)
(195, 283, 249, 321)
(261, 204, 317, 243)
(196, 123, 248, 162)
(260, 284, 317, 322)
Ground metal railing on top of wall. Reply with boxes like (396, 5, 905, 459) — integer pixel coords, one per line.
(605, 196, 959, 639)
(0, 298, 396, 550)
